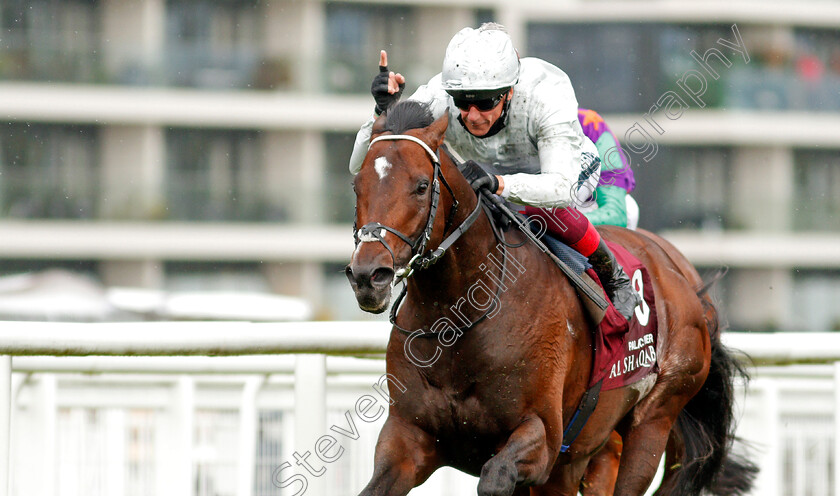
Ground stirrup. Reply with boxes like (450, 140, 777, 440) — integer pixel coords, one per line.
(588, 240, 640, 321)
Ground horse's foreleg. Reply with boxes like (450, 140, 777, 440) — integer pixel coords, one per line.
(358, 417, 440, 496)
(477, 415, 556, 496)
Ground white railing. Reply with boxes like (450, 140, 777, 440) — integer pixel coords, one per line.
(2, 322, 840, 496)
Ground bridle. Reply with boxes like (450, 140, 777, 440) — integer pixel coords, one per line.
(354, 134, 482, 284)
(354, 133, 515, 336)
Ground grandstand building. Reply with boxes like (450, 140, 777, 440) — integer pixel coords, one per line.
(1, 0, 839, 331)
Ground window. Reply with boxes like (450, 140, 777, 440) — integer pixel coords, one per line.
(632, 146, 731, 231)
(0, 0, 101, 82)
(792, 28, 840, 111)
(0, 123, 99, 219)
(791, 269, 840, 332)
(324, 3, 415, 94)
(165, 128, 274, 221)
(165, 0, 262, 89)
(527, 23, 737, 113)
(324, 132, 357, 224)
(723, 26, 840, 112)
(528, 23, 660, 113)
(794, 150, 840, 231)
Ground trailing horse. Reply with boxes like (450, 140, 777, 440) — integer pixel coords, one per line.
(345, 101, 754, 495)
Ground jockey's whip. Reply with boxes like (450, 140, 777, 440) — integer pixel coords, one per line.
(479, 189, 609, 311)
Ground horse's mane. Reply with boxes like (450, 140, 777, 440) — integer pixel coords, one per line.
(383, 101, 434, 134)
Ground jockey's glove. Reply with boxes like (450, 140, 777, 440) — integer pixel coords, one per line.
(371, 65, 404, 115)
(460, 160, 499, 194)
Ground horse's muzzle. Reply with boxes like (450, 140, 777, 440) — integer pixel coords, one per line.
(345, 263, 394, 313)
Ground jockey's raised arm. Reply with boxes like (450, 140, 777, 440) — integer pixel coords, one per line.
(348, 50, 404, 173)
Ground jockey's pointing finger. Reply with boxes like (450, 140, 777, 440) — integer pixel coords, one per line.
(379, 50, 388, 73)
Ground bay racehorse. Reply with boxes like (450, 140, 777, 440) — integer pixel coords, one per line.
(345, 101, 754, 495)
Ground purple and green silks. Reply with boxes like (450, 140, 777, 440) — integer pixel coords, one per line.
(578, 108, 635, 194)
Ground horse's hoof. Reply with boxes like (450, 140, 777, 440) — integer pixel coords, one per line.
(477, 463, 517, 496)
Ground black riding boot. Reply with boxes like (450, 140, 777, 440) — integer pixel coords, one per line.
(588, 240, 642, 321)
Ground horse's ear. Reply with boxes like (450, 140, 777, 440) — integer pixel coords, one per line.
(423, 111, 449, 150)
(371, 113, 388, 140)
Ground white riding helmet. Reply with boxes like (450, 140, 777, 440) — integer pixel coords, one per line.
(442, 23, 520, 93)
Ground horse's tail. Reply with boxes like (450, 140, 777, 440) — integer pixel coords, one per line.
(662, 284, 758, 496)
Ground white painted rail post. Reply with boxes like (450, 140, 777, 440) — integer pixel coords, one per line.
(175, 377, 195, 496)
(32, 375, 56, 496)
(237, 377, 263, 496)
(157, 376, 194, 496)
(295, 355, 327, 496)
(743, 379, 780, 496)
(0, 356, 10, 496)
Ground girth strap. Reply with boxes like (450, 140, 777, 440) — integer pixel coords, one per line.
(560, 379, 603, 453)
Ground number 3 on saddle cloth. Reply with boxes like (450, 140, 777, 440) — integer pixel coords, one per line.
(590, 242, 659, 391)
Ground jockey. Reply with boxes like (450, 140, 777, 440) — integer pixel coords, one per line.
(348, 23, 641, 321)
(577, 108, 640, 230)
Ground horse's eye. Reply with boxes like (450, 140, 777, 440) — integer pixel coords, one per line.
(415, 180, 429, 195)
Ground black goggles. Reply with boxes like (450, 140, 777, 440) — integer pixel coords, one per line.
(451, 92, 507, 112)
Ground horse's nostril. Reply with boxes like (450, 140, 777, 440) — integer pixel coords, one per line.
(371, 267, 395, 287)
(344, 265, 354, 280)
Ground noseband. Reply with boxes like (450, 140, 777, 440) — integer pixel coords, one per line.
(355, 134, 482, 283)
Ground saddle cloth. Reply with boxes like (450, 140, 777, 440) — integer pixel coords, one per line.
(589, 242, 659, 390)
(539, 234, 659, 391)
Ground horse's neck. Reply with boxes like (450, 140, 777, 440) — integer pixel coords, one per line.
(412, 218, 496, 290)
(407, 165, 500, 307)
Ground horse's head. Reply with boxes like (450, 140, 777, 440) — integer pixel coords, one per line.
(346, 101, 452, 313)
